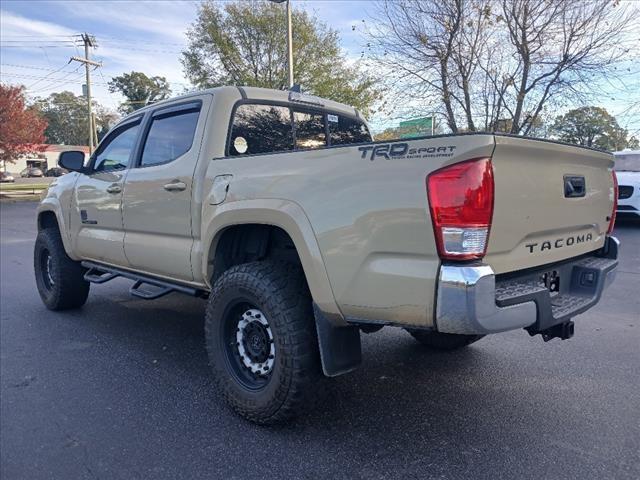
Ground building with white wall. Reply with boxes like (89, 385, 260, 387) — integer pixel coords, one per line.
(1, 145, 89, 174)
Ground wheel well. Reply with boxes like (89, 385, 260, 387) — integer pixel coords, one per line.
(38, 211, 59, 231)
(208, 225, 303, 284)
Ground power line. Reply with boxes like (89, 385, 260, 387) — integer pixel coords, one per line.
(24, 62, 70, 89)
(1, 63, 75, 72)
(0, 40, 76, 44)
(1, 71, 105, 85)
(0, 45, 77, 48)
(97, 67, 119, 110)
(102, 45, 184, 54)
(1, 72, 88, 95)
(94, 36, 187, 47)
(1, 71, 98, 95)
(2, 70, 193, 89)
(0, 34, 76, 38)
(28, 67, 85, 94)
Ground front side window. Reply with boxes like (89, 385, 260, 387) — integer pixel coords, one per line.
(294, 110, 326, 150)
(140, 109, 200, 167)
(93, 121, 141, 172)
(229, 104, 293, 156)
(328, 114, 371, 146)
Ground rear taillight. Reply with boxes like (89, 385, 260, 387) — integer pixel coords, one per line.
(427, 158, 494, 261)
(607, 170, 618, 234)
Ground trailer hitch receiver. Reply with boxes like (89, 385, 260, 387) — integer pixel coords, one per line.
(538, 321, 575, 342)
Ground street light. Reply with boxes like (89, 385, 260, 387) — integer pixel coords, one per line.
(269, 0, 294, 88)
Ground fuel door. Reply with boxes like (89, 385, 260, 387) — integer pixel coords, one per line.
(208, 174, 233, 205)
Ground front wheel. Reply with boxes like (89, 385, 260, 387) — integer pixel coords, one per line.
(406, 330, 484, 350)
(34, 228, 90, 310)
(205, 261, 322, 425)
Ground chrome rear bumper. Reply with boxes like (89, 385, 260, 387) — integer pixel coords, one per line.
(435, 236, 619, 335)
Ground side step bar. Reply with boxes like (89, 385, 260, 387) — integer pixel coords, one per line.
(81, 261, 207, 300)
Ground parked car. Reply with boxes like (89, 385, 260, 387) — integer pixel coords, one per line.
(35, 86, 620, 424)
(614, 151, 640, 219)
(45, 167, 68, 177)
(0, 172, 15, 183)
(20, 167, 44, 178)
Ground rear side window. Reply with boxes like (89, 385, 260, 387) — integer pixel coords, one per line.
(328, 114, 371, 145)
(140, 108, 200, 167)
(294, 110, 326, 150)
(230, 104, 293, 156)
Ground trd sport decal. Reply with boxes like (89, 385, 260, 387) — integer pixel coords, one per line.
(358, 142, 456, 161)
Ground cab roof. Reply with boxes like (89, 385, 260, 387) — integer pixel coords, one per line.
(128, 86, 361, 120)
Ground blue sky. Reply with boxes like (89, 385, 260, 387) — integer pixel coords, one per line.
(0, 1, 367, 109)
(1, 0, 639, 135)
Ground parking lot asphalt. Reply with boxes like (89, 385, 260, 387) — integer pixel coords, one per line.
(1, 201, 638, 480)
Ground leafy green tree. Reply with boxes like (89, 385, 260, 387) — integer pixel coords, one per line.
(551, 106, 636, 151)
(181, 0, 381, 117)
(34, 91, 118, 146)
(108, 71, 171, 114)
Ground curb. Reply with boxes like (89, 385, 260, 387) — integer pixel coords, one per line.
(0, 195, 40, 203)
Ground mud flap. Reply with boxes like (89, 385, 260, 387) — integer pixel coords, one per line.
(313, 304, 361, 377)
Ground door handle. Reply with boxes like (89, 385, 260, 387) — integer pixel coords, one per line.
(163, 181, 187, 192)
(106, 184, 121, 194)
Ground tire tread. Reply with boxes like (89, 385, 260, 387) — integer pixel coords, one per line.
(205, 260, 321, 424)
(34, 227, 89, 310)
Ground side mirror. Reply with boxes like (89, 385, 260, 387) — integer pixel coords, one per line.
(58, 151, 86, 172)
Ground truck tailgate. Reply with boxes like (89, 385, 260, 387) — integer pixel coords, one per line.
(485, 136, 615, 274)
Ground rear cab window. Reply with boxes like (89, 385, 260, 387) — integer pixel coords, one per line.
(228, 101, 371, 157)
(293, 110, 326, 150)
(328, 114, 371, 145)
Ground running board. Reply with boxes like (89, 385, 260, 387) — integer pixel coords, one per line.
(81, 261, 206, 300)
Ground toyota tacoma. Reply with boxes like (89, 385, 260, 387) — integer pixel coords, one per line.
(35, 87, 620, 424)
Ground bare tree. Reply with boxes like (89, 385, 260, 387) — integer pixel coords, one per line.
(365, 0, 635, 135)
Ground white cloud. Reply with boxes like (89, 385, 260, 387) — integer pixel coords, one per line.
(0, 5, 194, 109)
(0, 9, 76, 38)
(48, 1, 195, 43)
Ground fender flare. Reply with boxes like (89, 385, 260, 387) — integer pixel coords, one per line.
(36, 200, 79, 260)
(200, 198, 344, 320)
(199, 199, 363, 376)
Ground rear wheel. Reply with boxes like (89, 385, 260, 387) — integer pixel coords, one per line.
(205, 261, 321, 424)
(406, 330, 484, 350)
(34, 228, 90, 310)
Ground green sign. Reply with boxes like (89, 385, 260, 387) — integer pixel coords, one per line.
(399, 117, 433, 138)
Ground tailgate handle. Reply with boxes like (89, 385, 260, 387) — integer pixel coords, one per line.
(564, 175, 585, 198)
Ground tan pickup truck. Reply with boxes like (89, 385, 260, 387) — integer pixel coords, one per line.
(35, 87, 620, 424)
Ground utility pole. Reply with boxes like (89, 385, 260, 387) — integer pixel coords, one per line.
(286, 0, 294, 88)
(269, 0, 294, 88)
(70, 33, 101, 154)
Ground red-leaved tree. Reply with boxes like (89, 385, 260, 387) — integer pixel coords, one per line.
(0, 84, 48, 165)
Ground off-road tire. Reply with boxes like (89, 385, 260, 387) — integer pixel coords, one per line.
(205, 260, 322, 425)
(34, 227, 90, 310)
(406, 330, 484, 350)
